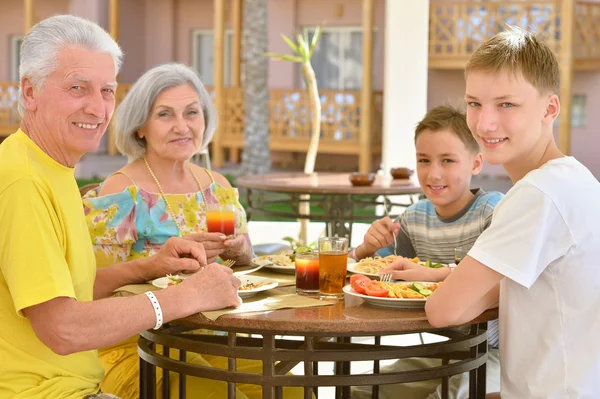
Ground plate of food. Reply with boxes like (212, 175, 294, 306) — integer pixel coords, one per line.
(344, 275, 440, 308)
(151, 274, 278, 299)
(252, 252, 357, 274)
(251, 252, 296, 274)
(347, 256, 447, 277)
(347, 255, 404, 277)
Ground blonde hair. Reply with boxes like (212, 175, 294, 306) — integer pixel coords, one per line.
(415, 105, 479, 154)
(465, 26, 559, 94)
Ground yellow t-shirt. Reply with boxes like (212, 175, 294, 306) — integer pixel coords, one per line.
(0, 130, 104, 398)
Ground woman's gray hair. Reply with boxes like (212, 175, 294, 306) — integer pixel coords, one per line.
(18, 14, 123, 115)
(114, 63, 217, 162)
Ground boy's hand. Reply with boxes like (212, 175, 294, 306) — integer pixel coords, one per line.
(361, 217, 400, 255)
(381, 258, 448, 282)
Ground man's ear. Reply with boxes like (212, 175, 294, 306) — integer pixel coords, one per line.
(472, 152, 484, 176)
(543, 93, 560, 125)
(21, 77, 38, 112)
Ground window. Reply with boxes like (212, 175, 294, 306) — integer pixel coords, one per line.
(11, 36, 24, 81)
(571, 94, 586, 128)
(191, 30, 232, 87)
(554, 94, 587, 128)
(303, 27, 379, 90)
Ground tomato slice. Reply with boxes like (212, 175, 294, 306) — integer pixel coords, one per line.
(365, 281, 389, 297)
(350, 274, 371, 285)
(351, 278, 369, 294)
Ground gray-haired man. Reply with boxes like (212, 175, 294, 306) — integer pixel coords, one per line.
(0, 15, 241, 399)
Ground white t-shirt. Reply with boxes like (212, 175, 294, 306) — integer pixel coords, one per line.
(469, 157, 600, 399)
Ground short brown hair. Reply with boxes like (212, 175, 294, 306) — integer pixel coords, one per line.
(466, 26, 559, 94)
(415, 105, 480, 153)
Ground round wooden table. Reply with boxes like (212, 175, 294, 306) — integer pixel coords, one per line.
(138, 288, 497, 399)
(237, 172, 422, 240)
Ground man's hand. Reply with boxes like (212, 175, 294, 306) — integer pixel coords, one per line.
(381, 257, 448, 282)
(180, 263, 242, 312)
(146, 237, 208, 279)
(184, 232, 228, 263)
(360, 217, 400, 255)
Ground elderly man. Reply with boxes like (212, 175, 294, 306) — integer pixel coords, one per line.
(0, 15, 241, 399)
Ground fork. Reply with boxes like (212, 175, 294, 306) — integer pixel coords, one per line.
(380, 273, 394, 284)
(382, 197, 400, 256)
(222, 259, 236, 268)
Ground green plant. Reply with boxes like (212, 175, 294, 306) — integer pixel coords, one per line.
(266, 27, 323, 245)
(266, 27, 322, 174)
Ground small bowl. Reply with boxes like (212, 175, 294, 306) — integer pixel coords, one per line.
(349, 172, 376, 187)
(390, 167, 414, 180)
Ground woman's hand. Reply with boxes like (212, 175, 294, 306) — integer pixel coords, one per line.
(221, 234, 253, 265)
(380, 257, 446, 282)
(184, 232, 229, 263)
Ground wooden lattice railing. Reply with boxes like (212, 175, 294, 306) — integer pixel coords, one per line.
(575, 1, 600, 61)
(1, 81, 383, 159)
(429, 0, 600, 69)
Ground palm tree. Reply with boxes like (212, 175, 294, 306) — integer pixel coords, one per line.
(240, 0, 271, 175)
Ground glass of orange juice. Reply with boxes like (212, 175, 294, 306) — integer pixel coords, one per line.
(205, 204, 236, 237)
(318, 237, 349, 299)
(295, 251, 320, 295)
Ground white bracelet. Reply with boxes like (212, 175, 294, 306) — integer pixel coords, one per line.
(144, 291, 163, 330)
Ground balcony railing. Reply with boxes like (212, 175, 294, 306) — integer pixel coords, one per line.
(1, 82, 383, 161)
(429, 0, 600, 69)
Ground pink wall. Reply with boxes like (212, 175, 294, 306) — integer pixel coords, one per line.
(0, 0, 69, 81)
(118, 0, 145, 82)
(268, 0, 297, 88)
(571, 72, 600, 177)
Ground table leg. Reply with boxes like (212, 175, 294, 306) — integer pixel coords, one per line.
(469, 323, 488, 399)
(441, 356, 450, 399)
(162, 345, 170, 399)
(476, 323, 488, 399)
(304, 337, 316, 399)
(334, 337, 351, 399)
(263, 334, 275, 399)
(141, 342, 157, 399)
(371, 336, 381, 399)
(179, 350, 186, 399)
(228, 333, 237, 399)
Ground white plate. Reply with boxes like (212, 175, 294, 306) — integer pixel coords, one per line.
(252, 256, 357, 274)
(347, 262, 380, 277)
(152, 274, 278, 299)
(152, 274, 191, 289)
(347, 260, 448, 278)
(343, 284, 428, 309)
(237, 275, 279, 298)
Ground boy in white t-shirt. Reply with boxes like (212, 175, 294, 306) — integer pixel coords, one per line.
(424, 27, 600, 398)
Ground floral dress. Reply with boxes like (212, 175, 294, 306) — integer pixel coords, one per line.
(80, 171, 268, 399)
(82, 170, 248, 268)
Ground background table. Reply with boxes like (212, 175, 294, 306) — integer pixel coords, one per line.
(138, 287, 497, 399)
(237, 172, 422, 240)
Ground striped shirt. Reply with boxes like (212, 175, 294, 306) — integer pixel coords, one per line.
(381, 189, 503, 347)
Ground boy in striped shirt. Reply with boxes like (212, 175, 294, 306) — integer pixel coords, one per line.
(351, 105, 503, 398)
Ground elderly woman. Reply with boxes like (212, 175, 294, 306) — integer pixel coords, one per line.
(82, 64, 299, 399)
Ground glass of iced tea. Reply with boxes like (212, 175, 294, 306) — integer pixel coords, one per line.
(295, 251, 320, 295)
(318, 237, 349, 299)
(205, 204, 236, 237)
